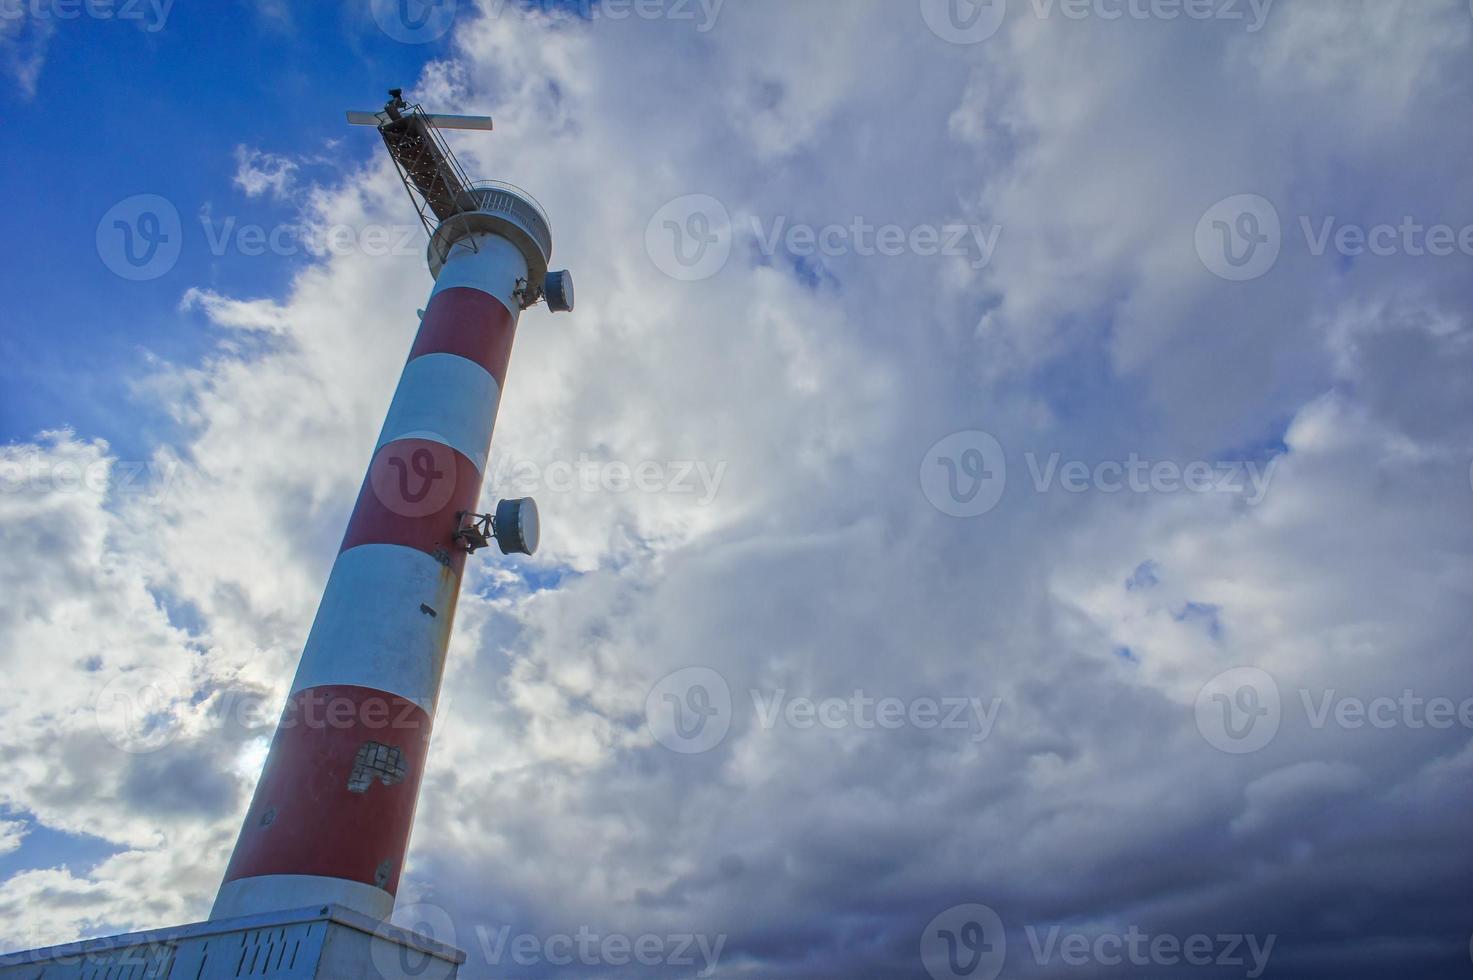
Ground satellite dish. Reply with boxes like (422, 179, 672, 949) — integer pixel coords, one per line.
(544, 270, 574, 313)
(494, 498, 539, 556)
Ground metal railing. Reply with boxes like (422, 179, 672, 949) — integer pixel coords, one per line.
(456, 179, 553, 262)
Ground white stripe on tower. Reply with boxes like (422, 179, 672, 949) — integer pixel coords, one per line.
(212, 236, 530, 922)
(375, 353, 503, 475)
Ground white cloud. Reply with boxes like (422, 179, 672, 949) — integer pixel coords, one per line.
(232, 145, 300, 201)
(0, 821, 25, 857)
(0, 9, 54, 97)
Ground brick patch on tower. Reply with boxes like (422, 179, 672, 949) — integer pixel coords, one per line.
(347, 740, 409, 793)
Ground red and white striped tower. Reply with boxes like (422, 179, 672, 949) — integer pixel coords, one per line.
(211, 157, 572, 921)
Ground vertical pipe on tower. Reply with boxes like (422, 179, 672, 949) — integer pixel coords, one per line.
(211, 212, 540, 921)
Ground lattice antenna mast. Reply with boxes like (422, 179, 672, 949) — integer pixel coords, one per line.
(346, 88, 571, 312)
(348, 89, 487, 261)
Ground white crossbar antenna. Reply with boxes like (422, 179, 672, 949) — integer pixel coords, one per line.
(347, 110, 494, 131)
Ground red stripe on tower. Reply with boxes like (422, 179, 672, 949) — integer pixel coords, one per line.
(410, 286, 518, 386)
(342, 438, 483, 576)
(217, 686, 432, 894)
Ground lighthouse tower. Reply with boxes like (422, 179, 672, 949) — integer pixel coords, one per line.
(0, 91, 563, 979)
(211, 92, 574, 923)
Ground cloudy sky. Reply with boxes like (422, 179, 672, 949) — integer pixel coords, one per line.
(2, 0, 1472, 976)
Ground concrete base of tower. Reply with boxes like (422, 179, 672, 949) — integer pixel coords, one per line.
(213, 872, 396, 922)
(0, 904, 463, 979)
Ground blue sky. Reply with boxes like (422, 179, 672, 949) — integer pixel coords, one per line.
(3, 1, 1473, 976)
(0, 2, 444, 456)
